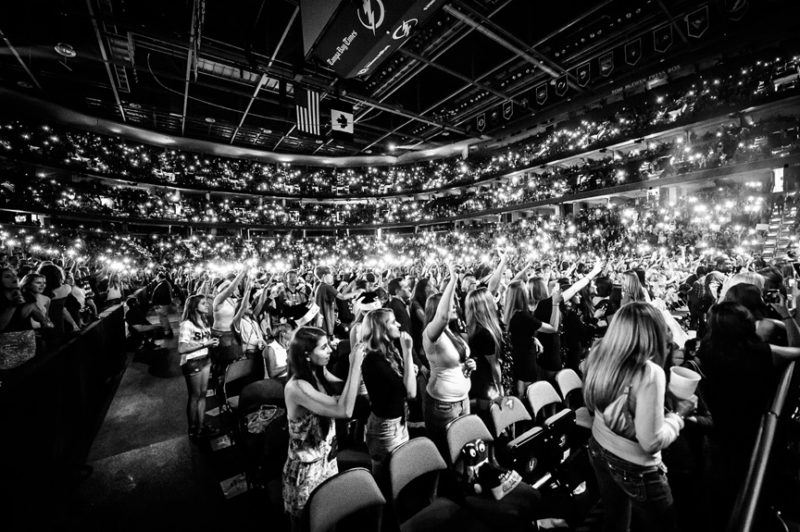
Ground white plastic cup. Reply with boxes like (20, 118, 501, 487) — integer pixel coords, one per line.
(669, 366, 701, 399)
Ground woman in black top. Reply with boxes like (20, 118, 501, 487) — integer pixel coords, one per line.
(360, 308, 416, 478)
(465, 287, 504, 410)
(529, 277, 563, 380)
(504, 280, 557, 396)
(698, 300, 800, 528)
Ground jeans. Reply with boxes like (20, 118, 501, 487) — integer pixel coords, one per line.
(423, 393, 469, 460)
(588, 437, 677, 532)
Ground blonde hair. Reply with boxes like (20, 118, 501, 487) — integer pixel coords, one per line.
(583, 302, 668, 413)
(621, 271, 646, 304)
(718, 272, 766, 302)
(465, 287, 503, 356)
(360, 308, 403, 375)
(503, 280, 529, 326)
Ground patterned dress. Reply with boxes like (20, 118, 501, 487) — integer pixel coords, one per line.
(282, 408, 338, 517)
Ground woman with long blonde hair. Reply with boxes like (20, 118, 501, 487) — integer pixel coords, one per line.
(620, 271, 650, 305)
(465, 287, 504, 406)
(360, 308, 416, 476)
(583, 302, 696, 532)
(504, 280, 555, 396)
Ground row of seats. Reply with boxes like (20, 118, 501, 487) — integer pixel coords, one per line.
(306, 404, 597, 532)
(215, 357, 598, 530)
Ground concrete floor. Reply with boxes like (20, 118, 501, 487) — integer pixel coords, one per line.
(44, 311, 286, 532)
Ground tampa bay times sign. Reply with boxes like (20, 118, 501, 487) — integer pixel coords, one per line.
(309, 0, 443, 79)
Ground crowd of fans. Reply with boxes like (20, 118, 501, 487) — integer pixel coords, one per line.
(0, 181, 777, 343)
(1, 113, 797, 227)
(1, 177, 797, 531)
(2, 51, 800, 532)
(0, 53, 797, 200)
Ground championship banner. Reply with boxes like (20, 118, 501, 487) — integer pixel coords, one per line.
(599, 52, 614, 77)
(625, 38, 642, 65)
(576, 62, 591, 87)
(686, 5, 709, 38)
(535, 83, 548, 105)
(653, 24, 673, 53)
(555, 74, 568, 96)
(502, 100, 513, 120)
(476, 113, 486, 132)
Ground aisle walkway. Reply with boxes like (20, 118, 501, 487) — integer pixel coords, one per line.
(51, 309, 285, 531)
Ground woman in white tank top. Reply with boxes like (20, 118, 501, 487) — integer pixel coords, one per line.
(421, 262, 476, 453)
(210, 268, 248, 373)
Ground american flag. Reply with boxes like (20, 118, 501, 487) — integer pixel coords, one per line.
(295, 88, 321, 136)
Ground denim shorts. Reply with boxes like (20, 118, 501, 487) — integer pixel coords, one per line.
(365, 413, 409, 464)
(182, 355, 210, 376)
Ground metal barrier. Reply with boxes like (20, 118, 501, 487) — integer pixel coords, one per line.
(729, 360, 796, 532)
(0, 289, 143, 517)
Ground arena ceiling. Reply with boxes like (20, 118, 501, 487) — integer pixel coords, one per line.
(0, 0, 795, 159)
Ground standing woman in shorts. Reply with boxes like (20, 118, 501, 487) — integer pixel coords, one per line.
(178, 294, 219, 438)
(211, 267, 248, 371)
(360, 308, 416, 477)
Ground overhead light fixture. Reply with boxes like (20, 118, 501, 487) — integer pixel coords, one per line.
(54, 42, 77, 58)
(388, 142, 397, 152)
(204, 117, 216, 123)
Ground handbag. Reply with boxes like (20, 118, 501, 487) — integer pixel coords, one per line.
(245, 404, 285, 434)
(0, 330, 37, 370)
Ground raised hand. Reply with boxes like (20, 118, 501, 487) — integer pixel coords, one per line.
(399, 331, 413, 353)
(447, 261, 457, 279)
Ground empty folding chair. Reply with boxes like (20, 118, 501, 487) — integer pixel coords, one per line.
(223, 358, 263, 412)
(526, 381, 568, 424)
(445, 415, 543, 532)
(305, 468, 386, 532)
(488, 396, 552, 483)
(388, 437, 489, 532)
(526, 381, 578, 459)
(555, 369, 593, 429)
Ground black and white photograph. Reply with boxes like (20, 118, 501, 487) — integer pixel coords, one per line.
(1, 0, 800, 530)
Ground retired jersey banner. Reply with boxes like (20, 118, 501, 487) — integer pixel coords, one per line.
(625, 38, 642, 65)
(502, 100, 513, 120)
(535, 83, 548, 105)
(476, 112, 486, 132)
(653, 24, 673, 52)
(599, 52, 614, 77)
(686, 5, 709, 38)
(576, 62, 591, 87)
(555, 74, 568, 96)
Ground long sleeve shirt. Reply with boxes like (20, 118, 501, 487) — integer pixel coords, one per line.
(592, 360, 684, 466)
